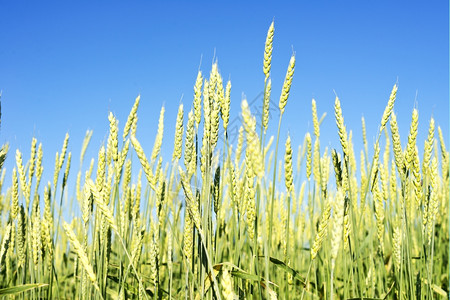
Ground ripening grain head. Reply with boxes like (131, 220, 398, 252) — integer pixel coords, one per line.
(279, 54, 295, 115)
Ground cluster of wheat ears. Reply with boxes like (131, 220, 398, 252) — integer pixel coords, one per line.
(0, 21, 448, 300)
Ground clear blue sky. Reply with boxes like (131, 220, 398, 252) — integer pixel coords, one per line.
(0, 1, 448, 187)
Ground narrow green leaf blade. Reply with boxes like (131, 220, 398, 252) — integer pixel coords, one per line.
(0, 283, 49, 295)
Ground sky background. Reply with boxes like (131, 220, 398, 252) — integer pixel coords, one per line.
(0, 1, 448, 190)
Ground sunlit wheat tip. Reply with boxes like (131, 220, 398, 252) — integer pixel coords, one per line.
(263, 21, 274, 79)
(312, 99, 320, 138)
(27, 137, 37, 190)
(11, 168, 19, 219)
(284, 135, 293, 192)
(405, 108, 419, 169)
(412, 146, 422, 208)
(211, 100, 220, 150)
(130, 135, 155, 191)
(16, 150, 30, 204)
(438, 126, 449, 185)
(279, 54, 295, 115)
(193, 70, 203, 127)
(173, 103, 184, 162)
(390, 113, 405, 176)
(35, 143, 43, 193)
(362, 116, 368, 153)
(223, 80, 231, 131)
(44, 182, 53, 235)
(96, 146, 106, 193)
(59, 132, 70, 169)
(184, 110, 195, 173)
(123, 94, 140, 140)
(380, 83, 397, 134)
(263, 78, 272, 132)
(151, 106, 165, 161)
(203, 79, 211, 136)
(306, 133, 312, 179)
(422, 117, 435, 176)
(62, 152, 72, 188)
(334, 96, 349, 158)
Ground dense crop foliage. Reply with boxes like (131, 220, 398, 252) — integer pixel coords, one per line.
(0, 22, 448, 299)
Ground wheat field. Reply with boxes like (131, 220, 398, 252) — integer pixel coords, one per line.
(0, 21, 448, 300)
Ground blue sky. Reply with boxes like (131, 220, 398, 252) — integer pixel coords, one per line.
(0, 1, 448, 187)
